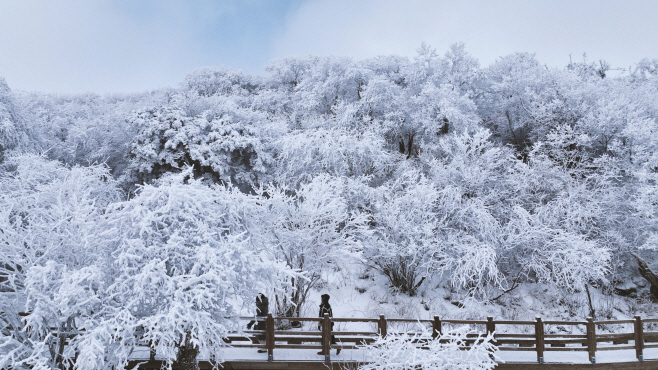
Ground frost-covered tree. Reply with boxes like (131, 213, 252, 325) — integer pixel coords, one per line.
(506, 205, 611, 293)
(274, 127, 393, 186)
(13, 90, 156, 178)
(74, 173, 290, 370)
(361, 130, 517, 297)
(365, 173, 441, 296)
(0, 78, 28, 163)
(499, 133, 620, 306)
(127, 101, 276, 189)
(428, 130, 517, 294)
(20, 262, 103, 370)
(263, 56, 366, 122)
(477, 52, 586, 151)
(359, 325, 497, 370)
(0, 155, 118, 294)
(358, 45, 481, 158)
(181, 67, 261, 98)
(256, 175, 369, 317)
(0, 155, 119, 370)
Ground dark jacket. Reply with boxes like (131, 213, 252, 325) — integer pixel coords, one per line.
(319, 302, 333, 318)
(318, 302, 334, 330)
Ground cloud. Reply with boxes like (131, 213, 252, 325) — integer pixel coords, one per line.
(272, 0, 658, 70)
(0, 1, 194, 93)
(2, 0, 656, 93)
(0, 1, 296, 93)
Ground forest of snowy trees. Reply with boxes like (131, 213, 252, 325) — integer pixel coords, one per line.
(1, 44, 658, 369)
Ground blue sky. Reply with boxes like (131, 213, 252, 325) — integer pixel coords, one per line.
(1, 0, 656, 94)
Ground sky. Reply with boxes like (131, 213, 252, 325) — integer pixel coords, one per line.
(1, 0, 657, 94)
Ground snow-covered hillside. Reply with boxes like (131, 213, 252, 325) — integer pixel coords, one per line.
(2, 49, 658, 369)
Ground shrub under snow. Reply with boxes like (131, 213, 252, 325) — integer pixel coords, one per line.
(359, 326, 498, 370)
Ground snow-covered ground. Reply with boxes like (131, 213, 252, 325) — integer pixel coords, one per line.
(297, 264, 658, 327)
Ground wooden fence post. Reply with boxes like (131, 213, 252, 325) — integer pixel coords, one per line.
(586, 317, 596, 364)
(266, 313, 274, 362)
(535, 317, 544, 364)
(486, 316, 496, 358)
(432, 316, 442, 339)
(378, 314, 387, 338)
(486, 317, 495, 340)
(634, 315, 644, 362)
(322, 313, 331, 363)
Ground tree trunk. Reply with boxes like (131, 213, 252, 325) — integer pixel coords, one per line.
(55, 317, 74, 370)
(406, 133, 415, 159)
(176, 336, 199, 370)
(585, 283, 596, 318)
(441, 118, 449, 135)
(630, 252, 658, 300)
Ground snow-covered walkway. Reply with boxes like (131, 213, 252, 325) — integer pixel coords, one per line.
(130, 345, 658, 365)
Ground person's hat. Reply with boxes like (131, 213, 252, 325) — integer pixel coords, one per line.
(321, 294, 330, 301)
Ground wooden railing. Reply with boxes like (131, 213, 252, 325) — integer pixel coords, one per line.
(228, 314, 658, 364)
(5, 312, 658, 365)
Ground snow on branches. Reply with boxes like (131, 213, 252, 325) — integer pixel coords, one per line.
(256, 175, 369, 317)
(127, 102, 272, 188)
(359, 325, 498, 370)
(90, 172, 291, 369)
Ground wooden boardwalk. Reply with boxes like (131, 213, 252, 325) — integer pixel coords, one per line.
(214, 314, 658, 364)
(11, 312, 654, 368)
(125, 314, 658, 368)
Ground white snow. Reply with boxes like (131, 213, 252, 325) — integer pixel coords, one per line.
(128, 345, 658, 364)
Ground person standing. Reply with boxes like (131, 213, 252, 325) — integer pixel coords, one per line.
(247, 294, 269, 353)
(317, 294, 340, 355)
